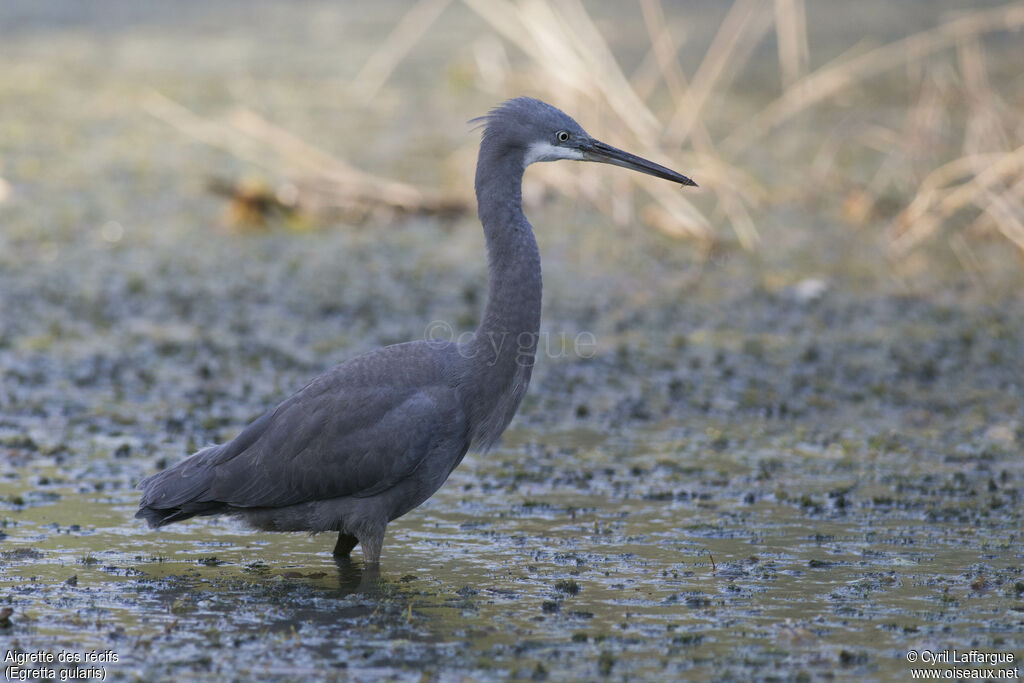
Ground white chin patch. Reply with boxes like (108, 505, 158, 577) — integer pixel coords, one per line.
(524, 142, 584, 167)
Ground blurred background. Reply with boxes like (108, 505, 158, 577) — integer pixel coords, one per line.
(2, 0, 1022, 283)
(1, 2, 1022, 680)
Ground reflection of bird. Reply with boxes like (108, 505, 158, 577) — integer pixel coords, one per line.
(137, 98, 697, 564)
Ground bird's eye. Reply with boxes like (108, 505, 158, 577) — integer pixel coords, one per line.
(556, 130, 570, 142)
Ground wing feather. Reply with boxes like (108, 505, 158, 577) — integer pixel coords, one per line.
(138, 340, 463, 516)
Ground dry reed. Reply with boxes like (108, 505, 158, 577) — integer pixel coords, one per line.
(455, 0, 1024, 260)
(144, 90, 467, 223)
(146, 0, 1024, 266)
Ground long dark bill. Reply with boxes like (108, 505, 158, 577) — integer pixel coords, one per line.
(582, 138, 697, 187)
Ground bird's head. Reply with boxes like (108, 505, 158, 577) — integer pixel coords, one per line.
(474, 97, 697, 187)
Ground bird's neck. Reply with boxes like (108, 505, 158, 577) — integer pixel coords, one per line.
(474, 149, 542, 349)
(463, 143, 542, 447)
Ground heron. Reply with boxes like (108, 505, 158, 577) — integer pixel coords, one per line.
(136, 97, 697, 563)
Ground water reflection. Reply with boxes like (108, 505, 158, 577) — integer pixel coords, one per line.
(332, 556, 383, 596)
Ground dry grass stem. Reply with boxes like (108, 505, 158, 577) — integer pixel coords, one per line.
(145, 90, 468, 224)
(349, 0, 453, 103)
(724, 2, 1024, 154)
(665, 0, 771, 148)
(891, 144, 1024, 254)
(773, 0, 810, 87)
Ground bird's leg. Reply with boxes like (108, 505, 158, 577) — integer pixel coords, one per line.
(357, 529, 385, 565)
(333, 533, 359, 558)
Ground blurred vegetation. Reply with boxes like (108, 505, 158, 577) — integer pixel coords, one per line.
(124, 1, 1024, 279)
(1, 0, 1022, 284)
(369, 0, 1024, 269)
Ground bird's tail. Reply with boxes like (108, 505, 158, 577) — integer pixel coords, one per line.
(135, 444, 228, 528)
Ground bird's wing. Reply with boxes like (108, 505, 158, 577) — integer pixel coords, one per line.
(192, 343, 463, 509)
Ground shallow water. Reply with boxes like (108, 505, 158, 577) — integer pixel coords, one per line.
(3, 392, 1022, 680)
